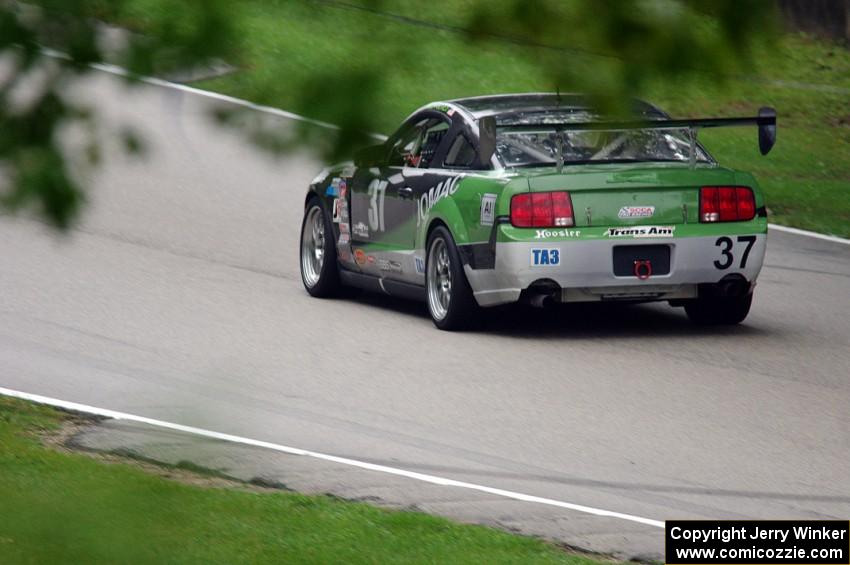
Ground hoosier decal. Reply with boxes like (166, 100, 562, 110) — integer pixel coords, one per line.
(606, 226, 675, 238)
(535, 228, 581, 239)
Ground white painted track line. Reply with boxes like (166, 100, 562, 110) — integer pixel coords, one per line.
(768, 224, 850, 245)
(42, 48, 388, 141)
(91, 62, 349, 133)
(0, 386, 664, 529)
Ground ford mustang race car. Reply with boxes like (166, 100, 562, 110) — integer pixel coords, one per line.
(300, 94, 776, 330)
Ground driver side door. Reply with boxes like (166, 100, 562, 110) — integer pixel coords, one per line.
(350, 119, 426, 276)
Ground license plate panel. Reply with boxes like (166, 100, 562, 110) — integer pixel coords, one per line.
(613, 245, 671, 277)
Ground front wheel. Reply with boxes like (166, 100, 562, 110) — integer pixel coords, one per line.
(300, 198, 341, 297)
(426, 226, 479, 331)
(684, 292, 753, 325)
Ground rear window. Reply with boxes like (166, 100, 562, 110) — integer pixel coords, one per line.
(495, 111, 712, 168)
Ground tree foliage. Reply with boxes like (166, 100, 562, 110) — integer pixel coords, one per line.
(0, 0, 778, 230)
(0, 0, 237, 229)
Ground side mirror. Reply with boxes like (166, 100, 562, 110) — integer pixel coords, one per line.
(758, 107, 777, 155)
(354, 144, 387, 167)
(477, 116, 497, 166)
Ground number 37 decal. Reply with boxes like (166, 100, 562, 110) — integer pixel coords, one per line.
(368, 179, 388, 232)
(714, 235, 757, 270)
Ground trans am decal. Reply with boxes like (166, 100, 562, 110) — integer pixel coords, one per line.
(605, 226, 675, 238)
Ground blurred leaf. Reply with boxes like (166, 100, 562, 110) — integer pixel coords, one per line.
(0, 0, 238, 229)
(120, 127, 144, 155)
(0, 0, 780, 230)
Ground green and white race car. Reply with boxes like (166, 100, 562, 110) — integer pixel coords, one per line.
(300, 94, 776, 330)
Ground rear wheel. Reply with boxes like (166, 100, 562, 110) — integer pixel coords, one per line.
(300, 197, 341, 297)
(684, 292, 753, 325)
(426, 226, 478, 331)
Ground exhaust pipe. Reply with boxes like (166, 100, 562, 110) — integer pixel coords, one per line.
(525, 279, 561, 308)
(715, 275, 749, 298)
(529, 293, 555, 309)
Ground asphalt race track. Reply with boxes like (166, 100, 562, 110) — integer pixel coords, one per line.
(1, 71, 849, 560)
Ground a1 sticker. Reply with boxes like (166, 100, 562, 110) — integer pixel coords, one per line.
(531, 248, 560, 266)
(480, 193, 497, 226)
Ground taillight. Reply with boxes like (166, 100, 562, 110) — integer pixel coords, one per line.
(700, 186, 756, 222)
(511, 191, 574, 228)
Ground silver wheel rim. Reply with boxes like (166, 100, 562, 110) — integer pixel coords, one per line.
(301, 206, 325, 288)
(427, 237, 452, 321)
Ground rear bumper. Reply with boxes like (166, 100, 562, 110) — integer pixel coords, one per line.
(465, 233, 766, 307)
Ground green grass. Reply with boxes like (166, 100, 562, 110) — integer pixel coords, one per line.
(0, 396, 607, 564)
(98, 0, 850, 237)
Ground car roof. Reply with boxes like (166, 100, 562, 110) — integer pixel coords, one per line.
(447, 93, 667, 120)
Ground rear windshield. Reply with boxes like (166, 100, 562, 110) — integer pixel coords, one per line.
(495, 112, 712, 168)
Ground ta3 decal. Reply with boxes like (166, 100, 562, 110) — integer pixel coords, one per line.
(531, 248, 560, 266)
(414, 256, 426, 274)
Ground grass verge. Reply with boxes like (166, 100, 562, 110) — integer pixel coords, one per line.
(0, 396, 611, 564)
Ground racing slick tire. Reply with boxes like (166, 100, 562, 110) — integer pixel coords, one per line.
(684, 292, 753, 325)
(300, 197, 341, 298)
(426, 226, 479, 331)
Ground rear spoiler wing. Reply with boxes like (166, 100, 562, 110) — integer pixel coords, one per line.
(478, 107, 777, 167)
